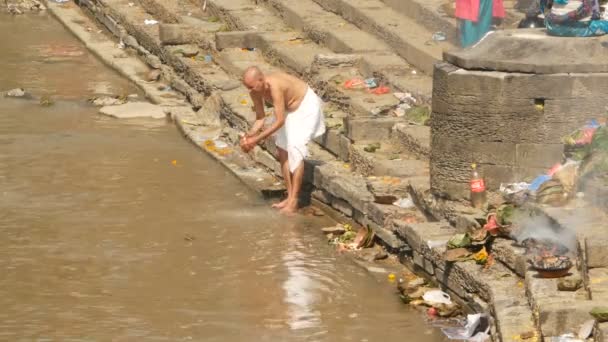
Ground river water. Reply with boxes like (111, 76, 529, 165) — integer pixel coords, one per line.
(0, 12, 446, 341)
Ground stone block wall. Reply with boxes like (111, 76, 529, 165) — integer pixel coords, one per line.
(430, 63, 608, 199)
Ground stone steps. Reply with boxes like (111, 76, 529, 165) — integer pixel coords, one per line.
(390, 123, 431, 160)
(208, 0, 434, 100)
(310, 0, 454, 76)
(390, 220, 537, 341)
(380, 0, 459, 45)
(350, 142, 428, 178)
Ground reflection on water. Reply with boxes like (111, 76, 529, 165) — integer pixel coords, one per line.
(0, 12, 446, 342)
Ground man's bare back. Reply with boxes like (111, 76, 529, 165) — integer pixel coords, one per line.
(255, 72, 308, 113)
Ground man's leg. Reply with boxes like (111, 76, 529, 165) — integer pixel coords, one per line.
(281, 161, 304, 214)
(272, 147, 292, 209)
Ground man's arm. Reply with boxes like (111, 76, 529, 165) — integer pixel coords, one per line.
(245, 91, 266, 137)
(251, 84, 285, 143)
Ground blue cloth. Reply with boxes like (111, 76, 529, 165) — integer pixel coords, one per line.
(546, 18, 608, 36)
(460, 0, 494, 47)
(528, 174, 552, 192)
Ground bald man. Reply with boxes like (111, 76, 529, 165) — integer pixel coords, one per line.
(240, 66, 326, 214)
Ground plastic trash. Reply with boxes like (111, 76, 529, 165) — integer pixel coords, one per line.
(578, 319, 595, 339)
(528, 174, 551, 192)
(499, 182, 529, 195)
(441, 314, 489, 340)
(344, 78, 366, 90)
(144, 19, 159, 25)
(369, 86, 390, 95)
(51, 0, 69, 2)
(364, 78, 378, 88)
(423, 290, 452, 305)
(548, 334, 584, 342)
(393, 197, 415, 208)
(204, 55, 213, 62)
(432, 31, 447, 41)
(213, 140, 228, 149)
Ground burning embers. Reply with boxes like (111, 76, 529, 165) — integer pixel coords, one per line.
(521, 238, 574, 278)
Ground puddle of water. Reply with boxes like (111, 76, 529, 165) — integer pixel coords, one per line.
(0, 13, 447, 341)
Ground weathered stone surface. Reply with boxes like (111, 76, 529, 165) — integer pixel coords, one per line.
(215, 31, 261, 50)
(146, 69, 162, 82)
(367, 177, 409, 204)
(313, 163, 374, 213)
(343, 116, 401, 142)
(339, 134, 351, 162)
(589, 268, 608, 300)
(445, 29, 608, 74)
(392, 221, 455, 258)
(313, 128, 343, 157)
(390, 123, 430, 160)
(370, 222, 408, 252)
(331, 196, 353, 217)
(159, 24, 214, 45)
(413, 251, 434, 275)
(312, 53, 360, 69)
(350, 144, 429, 177)
(99, 102, 167, 119)
(144, 53, 163, 69)
(173, 44, 199, 57)
(538, 300, 603, 337)
(430, 60, 608, 198)
(492, 238, 527, 277)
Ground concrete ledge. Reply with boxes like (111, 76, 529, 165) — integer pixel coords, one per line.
(444, 29, 608, 74)
(215, 31, 263, 50)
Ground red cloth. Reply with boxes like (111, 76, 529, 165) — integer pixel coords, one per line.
(455, 0, 505, 22)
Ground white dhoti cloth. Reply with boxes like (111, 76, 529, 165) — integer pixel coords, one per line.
(275, 87, 326, 173)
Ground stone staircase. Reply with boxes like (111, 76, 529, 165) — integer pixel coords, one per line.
(61, 0, 605, 339)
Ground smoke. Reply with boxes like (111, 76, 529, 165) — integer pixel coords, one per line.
(510, 211, 577, 252)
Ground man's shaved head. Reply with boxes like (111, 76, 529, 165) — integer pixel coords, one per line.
(242, 66, 265, 92)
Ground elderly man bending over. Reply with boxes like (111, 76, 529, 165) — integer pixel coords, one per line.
(240, 66, 326, 214)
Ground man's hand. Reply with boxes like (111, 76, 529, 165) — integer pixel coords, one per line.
(240, 135, 258, 152)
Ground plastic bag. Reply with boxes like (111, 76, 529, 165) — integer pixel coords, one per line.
(423, 290, 452, 305)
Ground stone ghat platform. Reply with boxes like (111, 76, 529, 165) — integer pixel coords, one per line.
(431, 28, 608, 200)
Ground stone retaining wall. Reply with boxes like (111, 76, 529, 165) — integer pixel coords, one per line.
(430, 30, 608, 200)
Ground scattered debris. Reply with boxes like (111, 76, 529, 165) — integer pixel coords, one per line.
(393, 197, 415, 209)
(144, 19, 159, 25)
(321, 224, 346, 235)
(363, 142, 381, 153)
(578, 319, 595, 339)
(432, 31, 447, 41)
(423, 290, 452, 305)
(5, 88, 26, 97)
(590, 307, 608, 322)
(441, 314, 490, 340)
(557, 275, 582, 291)
(39, 95, 54, 107)
(88, 95, 127, 106)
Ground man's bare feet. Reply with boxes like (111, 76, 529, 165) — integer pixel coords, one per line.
(279, 200, 298, 215)
(271, 198, 289, 209)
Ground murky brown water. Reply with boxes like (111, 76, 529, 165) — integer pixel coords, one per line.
(0, 13, 447, 341)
